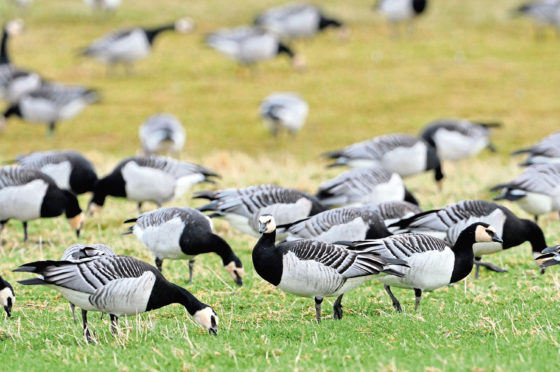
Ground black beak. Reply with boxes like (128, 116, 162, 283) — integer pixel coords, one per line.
(208, 327, 218, 335)
(76, 229, 81, 238)
(5, 306, 11, 318)
(258, 225, 266, 233)
(492, 235, 503, 244)
(235, 276, 243, 287)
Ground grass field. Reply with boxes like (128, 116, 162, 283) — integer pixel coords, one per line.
(1, 0, 560, 371)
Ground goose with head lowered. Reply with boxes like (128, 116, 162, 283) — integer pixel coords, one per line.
(389, 200, 548, 277)
(0, 274, 15, 317)
(536, 244, 560, 269)
(139, 113, 186, 156)
(0, 167, 84, 242)
(340, 222, 501, 312)
(259, 92, 308, 137)
(253, 215, 408, 322)
(123, 207, 243, 286)
(83, 0, 121, 12)
(88, 155, 218, 215)
(511, 131, 560, 166)
(374, 0, 428, 35)
(15, 252, 218, 341)
(323, 133, 444, 189)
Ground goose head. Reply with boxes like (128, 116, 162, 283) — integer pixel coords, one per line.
(473, 223, 503, 244)
(174, 18, 195, 34)
(224, 258, 244, 287)
(258, 214, 276, 234)
(0, 285, 15, 318)
(193, 306, 219, 335)
(5, 19, 24, 37)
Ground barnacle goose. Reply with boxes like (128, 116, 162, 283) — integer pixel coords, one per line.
(194, 184, 326, 238)
(123, 207, 243, 286)
(283, 206, 391, 243)
(514, 1, 560, 34)
(315, 166, 419, 208)
(88, 155, 218, 215)
(511, 131, 560, 166)
(15, 253, 218, 341)
(0, 82, 98, 135)
(83, 0, 121, 12)
(0, 167, 84, 242)
(389, 200, 548, 277)
(205, 26, 306, 70)
(253, 215, 408, 322)
(81, 18, 194, 70)
(420, 119, 501, 161)
(344, 222, 501, 311)
(254, 3, 346, 40)
(536, 244, 560, 269)
(259, 93, 309, 137)
(323, 134, 444, 189)
(15, 150, 98, 195)
(375, 0, 428, 27)
(491, 163, 560, 222)
(139, 113, 186, 156)
(0, 274, 15, 317)
(375, 200, 422, 228)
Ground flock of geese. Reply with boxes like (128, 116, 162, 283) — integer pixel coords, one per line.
(1, 0, 560, 344)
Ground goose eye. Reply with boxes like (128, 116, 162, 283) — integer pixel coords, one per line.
(485, 229, 494, 237)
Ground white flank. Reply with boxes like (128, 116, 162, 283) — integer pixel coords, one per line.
(434, 129, 488, 161)
(40, 161, 72, 190)
(381, 141, 427, 177)
(0, 179, 48, 221)
(122, 162, 175, 204)
(135, 217, 188, 260)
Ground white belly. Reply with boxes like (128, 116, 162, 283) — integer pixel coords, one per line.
(55, 286, 97, 311)
(381, 142, 426, 177)
(134, 217, 187, 260)
(39, 161, 72, 190)
(122, 162, 175, 204)
(379, 0, 414, 22)
(434, 130, 488, 161)
(517, 192, 553, 216)
(0, 180, 48, 221)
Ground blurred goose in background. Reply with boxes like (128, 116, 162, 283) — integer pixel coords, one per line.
(511, 131, 560, 166)
(536, 245, 560, 269)
(259, 93, 308, 137)
(389, 200, 548, 277)
(89, 156, 218, 215)
(15, 253, 219, 341)
(0, 82, 98, 135)
(323, 133, 444, 189)
(11, 0, 32, 7)
(491, 163, 560, 222)
(374, 200, 422, 228)
(123, 207, 244, 286)
(513, 1, 560, 36)
(419, 119, 501, 161)
(254, 3, 346, 40)
(375, 0, 428, 34)
(0, 274, 15, 317)
(15, 150, 98, 195)
(253, 215, 408, 322)
(83, 0, 121, 12)
(194, 184, 326, 238)
(0, 167, 84, 242)
(81, 18, 194, 72)
(139, 113, 186, 156)
(205, 26, 306, 70)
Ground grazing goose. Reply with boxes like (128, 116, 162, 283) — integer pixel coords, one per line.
(375, 0, 428, 32)
(253, 215, 408, 322)
(0, 82, 98, 135)
(123, 207, 244, 286)
(81, 18, 194, 70)
(139, 113, 186, 156)
(254, 3, 346, 40)
(259, 92, 309, 137)
(15, 150, 98, 195)
(83, 0, 121, 12)
(419, 119, 501, 161)
(0, 274, 15, 317)
(283, 206, 391, 243)
(205, 26, 306, 70)
(375, 200, 422, 228)
(511, 131, 560, 166)
(15, 253, 219, 341)
(316, 166, 418, 208)
(344, 222, 501, 312)
(89, 156, 218, 215)
(61, 244, 116, 323)
(194, 184, 326, 238)
(389, 200, 548, 277)
(491, 163, 560, 222)
(514, 1, 560, 35)
(536, 245, 560, 269)
(0, 167, 84, 242)
(323, 134, 444, 189)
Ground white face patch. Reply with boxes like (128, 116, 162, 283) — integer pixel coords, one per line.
(475, 225, 496, 243)
(258, 215, 276, 233)
(0, 287, 15, 308)
(224, 261, 244, 282)
(193, 307, 219, 333)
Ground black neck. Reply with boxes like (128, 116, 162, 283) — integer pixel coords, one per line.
(63, 190, 82, 218)
(91, 172, 126, 206)
(449, 230, 476, 283)
(3, 104, 21, 119)
(277, 43, 294, 59)
(146, 280, 206, 315)
(40, 186, 68, 218)
(252, 230, 283, 286)
(182, 233, 237, 266)
(504, 217, 547, 253)
(144, 25, 174, 44)
(318, 16, 342, 30)
(0, 29, 9, 64)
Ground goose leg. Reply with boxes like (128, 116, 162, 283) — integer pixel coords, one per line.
(70, 303, 77, 324)
(110, 314, 119, 336)
(137, 202, 143, 214)
(0, 220, 6, 245)
(155, 257, 163, 272)
(82, 309, 94, 342)
(474, 257, 481, 279)
(188, 259, 195, 284)
(534, 215, 539, 223)
(333, 294, 344, 320)
(47, 122, 56, 136)
(476, 260, 508, 274)
(314, 297, 323, 323)
(384, 285, 402, 312)
(22, 221, 28, 242)
(414, 288, 422, 311)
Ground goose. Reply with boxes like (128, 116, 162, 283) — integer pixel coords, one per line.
(511, 131, 560, 166)
(254, 3, 346, 40)
(419, 119, 501, 161)
(259, 92, 309, 137)
(0, 82, 98, 135)
(491, 163, 560, 222)
(88, 155, 219, 215)
(388, 200, 548, 277)
(374, 200, 422, 228)
(61, 243, 115, 323)
(139, 113, 186, 156)
(15, 253, 219, 341)
(253, 215, 408, 322)
(0, 166, 84, 242)
(205, 26, 306, 70)
(283, 206, 392, 243)
(342, 222, 501, 312)
(322, 133, 444, 189)
(375, 0, 428, 31)
(514, 1, 560, 35)
(81, 18, 194, 71)
(194, 184, 326, 238)
(15, 150, 98, 195)
(315, 166, 419, 208)
(0, 274, 15, 317)
(536, 244, 560, 269)
(83, 0, 121, 12)
(123, 207, 244, 286)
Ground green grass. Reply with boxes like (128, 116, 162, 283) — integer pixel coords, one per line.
(1, 0, 560, 371)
